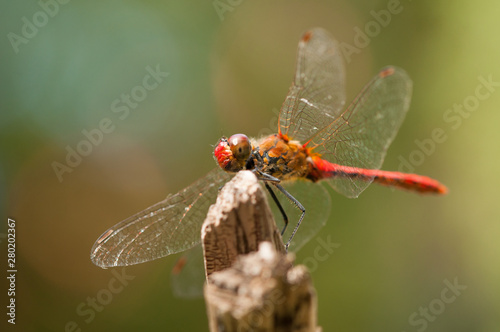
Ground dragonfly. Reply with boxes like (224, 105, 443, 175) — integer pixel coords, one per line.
(91, 27, 447, 269)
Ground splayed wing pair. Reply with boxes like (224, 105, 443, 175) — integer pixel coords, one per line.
(91, 28, 446, 269)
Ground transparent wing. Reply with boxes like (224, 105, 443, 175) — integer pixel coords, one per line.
(91, 168, 232, 268)
(270, 179, 331, 251)
(309, 67, 413, 198)
(279, 28, 346, 143)
(170, 244, 205, 299)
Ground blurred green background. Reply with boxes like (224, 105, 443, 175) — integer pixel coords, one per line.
(1, 0, 499, 331)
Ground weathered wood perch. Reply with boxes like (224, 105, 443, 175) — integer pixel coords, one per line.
(202, 171, 321, 332)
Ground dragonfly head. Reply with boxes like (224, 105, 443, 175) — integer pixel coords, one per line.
(214, 134, 252, 172)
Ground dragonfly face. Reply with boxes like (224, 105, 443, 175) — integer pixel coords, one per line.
(213, 134, 252, 172)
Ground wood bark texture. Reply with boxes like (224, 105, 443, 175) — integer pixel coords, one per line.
(202, 171, 320, 332)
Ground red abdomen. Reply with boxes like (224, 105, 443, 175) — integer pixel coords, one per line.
(309, 156, 447, 195)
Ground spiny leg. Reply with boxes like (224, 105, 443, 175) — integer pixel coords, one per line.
(272, 183, 306, 251)
(264, 183, 288, 236)
(253, 170, 281, 183)
(252, 170, 301, 250)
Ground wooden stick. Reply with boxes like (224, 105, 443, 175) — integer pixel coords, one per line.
(201, 170, 285, 277)
(202, 171, 321, 332)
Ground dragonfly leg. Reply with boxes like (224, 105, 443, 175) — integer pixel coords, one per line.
(272, 183, 305, 251)
(264, 183, 288, 236)
(253, 170, 281, 183)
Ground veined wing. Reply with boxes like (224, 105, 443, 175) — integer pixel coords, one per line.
(91, 168, 231, 268)
(308, 67, 412, 198)
(279, 28, 346, 143)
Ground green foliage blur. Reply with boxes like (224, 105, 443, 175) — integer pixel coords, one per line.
(1, 0, 499, 331)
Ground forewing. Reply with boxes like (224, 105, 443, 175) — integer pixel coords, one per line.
(279, 28, 346, 143)
(91, 168, 231, 268)
(310, 67, 412, 198)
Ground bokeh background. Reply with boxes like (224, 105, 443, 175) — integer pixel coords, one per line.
(1, 0, 499, 331)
